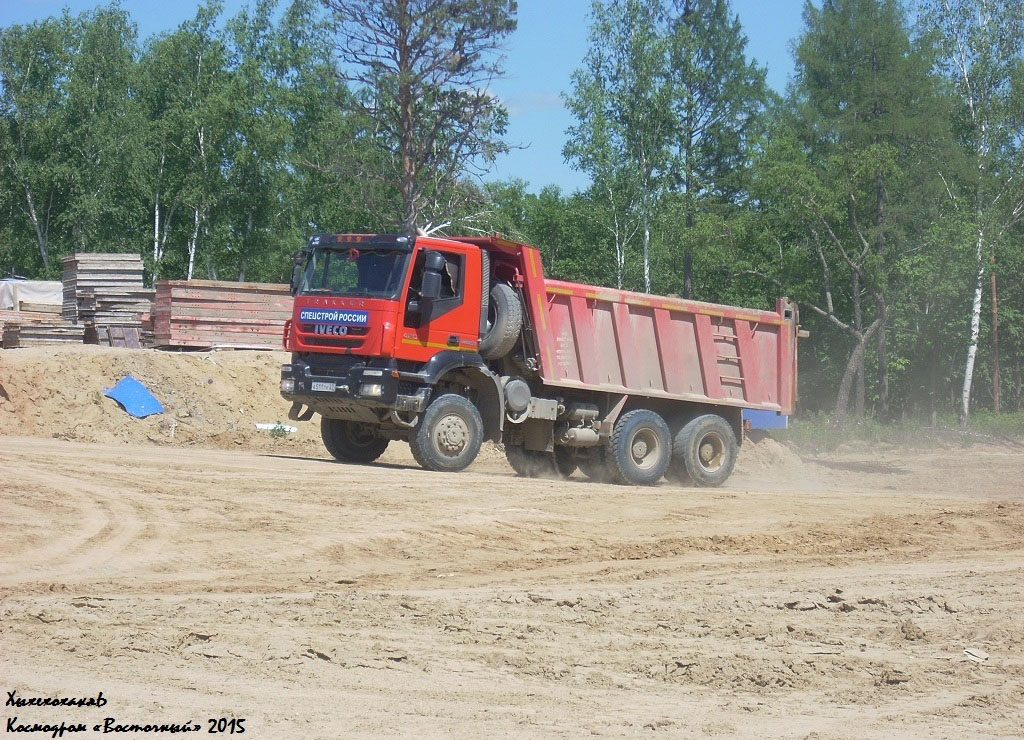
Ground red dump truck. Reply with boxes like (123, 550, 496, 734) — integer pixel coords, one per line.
(280, 233, 799, 486)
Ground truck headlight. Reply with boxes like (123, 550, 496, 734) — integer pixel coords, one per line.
(280, 379, 295, 393)
(359, 383, 383, 397)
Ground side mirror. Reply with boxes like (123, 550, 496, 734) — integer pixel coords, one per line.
(290, 250, 306, 296)
(420, 270, 442, 300)
(419, 250, 444, 301)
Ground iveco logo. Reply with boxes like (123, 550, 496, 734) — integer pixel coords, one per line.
(314, 324, 349, 335)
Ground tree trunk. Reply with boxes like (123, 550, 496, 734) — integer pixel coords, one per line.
(23, 183, 51, 271)
(877, 325, 890, 419)
(835, 335, 867, 424)
(187, 207, 201, 281)
(990, 253, 999, 412)
(1014, 355, 1021, 411)
(874, 169, 889, 419)
(683, 204, 694, 299)
(238, 210, 253, 282)
(851, 271, 865, 418)
(641, 201, 651, 294)
(960, 227, 985, 426)
(152, 151, 165, 281)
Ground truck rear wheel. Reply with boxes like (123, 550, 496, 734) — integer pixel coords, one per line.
(479, 283, 522, 360)
(577, 451, 612, 482)
(672, 414, 737, 487)
(409, 394, 484, 472)
(607, 409, 671, 485)
(321, 417, 389, 463)
(506, 445, 578, 479)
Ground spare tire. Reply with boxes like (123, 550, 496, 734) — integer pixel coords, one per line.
(479, 283, 522, 360)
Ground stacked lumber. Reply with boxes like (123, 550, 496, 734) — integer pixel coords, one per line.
(153, 280, 292, 349)
(61, 253, 147, 323)
(0, 308, 63, 329)
(77, 287, 154, 325)
(3, 322, 85, 348)
(17, 302, 62, 314)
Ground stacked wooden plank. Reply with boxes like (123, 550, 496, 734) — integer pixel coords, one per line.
(153, 280, 292, 349)
(0, 308, 64, 333)
(61, 253, 153, 348)
(77, 287, 155, 325)
(17, 302, 62, 314)
(61, 253, 147, 323)
(3, 322, 86, 348)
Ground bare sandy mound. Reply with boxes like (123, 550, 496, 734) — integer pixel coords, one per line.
(0, 345, 324, 455)
(734, 435, 803, 475)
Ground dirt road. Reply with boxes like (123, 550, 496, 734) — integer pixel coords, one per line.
(2, 433, 1023, 738)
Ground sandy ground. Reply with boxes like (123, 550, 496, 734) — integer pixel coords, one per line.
(2, 347, 1024, 737)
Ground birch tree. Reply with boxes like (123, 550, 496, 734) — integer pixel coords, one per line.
(920, 0, 1024, 424)
(564, 0, 673, 293)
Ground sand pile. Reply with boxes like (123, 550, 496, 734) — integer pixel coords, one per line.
(735, 435, 803, 475)
(0, 345, 324, 454)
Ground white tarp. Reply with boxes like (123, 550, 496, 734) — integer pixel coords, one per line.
(0, 280, 62, 310)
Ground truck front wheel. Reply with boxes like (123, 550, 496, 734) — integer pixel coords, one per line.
(672, 414, 738, 487)
(410, 394, 484, 472)
(607, 409, 672, 485)
(321, 417, 389, 463)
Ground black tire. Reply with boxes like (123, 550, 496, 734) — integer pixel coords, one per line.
(577, 450, 612, 482)
(505, 445, 554, 478)
(409, 394, 484, 472)
(320, 417, 389, 463)
(607, 409, 672, 485)
(479, 283, 523, 360)
(672, 414, 738, 487)
(553, 447, 578, 478)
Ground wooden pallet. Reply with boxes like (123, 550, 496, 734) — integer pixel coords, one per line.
(153, 280, 292, 349)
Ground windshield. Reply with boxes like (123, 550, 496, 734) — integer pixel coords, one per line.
(300, 247, 411, 299)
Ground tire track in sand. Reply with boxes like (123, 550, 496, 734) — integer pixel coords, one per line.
(0, 463, 176, 586)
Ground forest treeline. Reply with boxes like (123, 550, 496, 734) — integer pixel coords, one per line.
(1, 0, 1022, 423)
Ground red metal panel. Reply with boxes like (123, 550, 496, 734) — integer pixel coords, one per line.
(733, 320, 763, 405)
(693, 313, 724, 399)
(547, 294, 579, 382)
(611, 301, 636, 389)
(519, 247, 557, 377)
(569, 295, 599, 385)
(651, 308, 676, 394)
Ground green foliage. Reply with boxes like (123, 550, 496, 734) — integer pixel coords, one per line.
(321, 0, 517, 234)
(1, 0, 1023, 427)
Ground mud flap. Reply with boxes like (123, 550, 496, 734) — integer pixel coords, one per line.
(288, 402, 314, 422)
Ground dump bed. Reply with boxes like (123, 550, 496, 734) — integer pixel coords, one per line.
(514, 249, 797, 414)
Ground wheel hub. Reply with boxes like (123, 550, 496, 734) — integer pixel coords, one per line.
(629, 429, 660, 470)
(697, 432, 725, 472)
(434, 415, 469, 456)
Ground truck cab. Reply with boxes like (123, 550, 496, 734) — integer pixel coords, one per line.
(281, 233, 505, 473)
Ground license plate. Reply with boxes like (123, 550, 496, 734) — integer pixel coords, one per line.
(311, 381, 336, 392)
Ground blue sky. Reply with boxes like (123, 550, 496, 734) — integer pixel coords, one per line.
(1, 0, 809, 193)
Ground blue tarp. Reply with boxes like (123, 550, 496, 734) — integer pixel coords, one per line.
(102, 376, 164, 418)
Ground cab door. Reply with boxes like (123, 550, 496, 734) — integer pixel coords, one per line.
(397, 243, 482, 362)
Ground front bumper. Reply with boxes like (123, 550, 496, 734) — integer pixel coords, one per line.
(280, 356, 429, 416)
